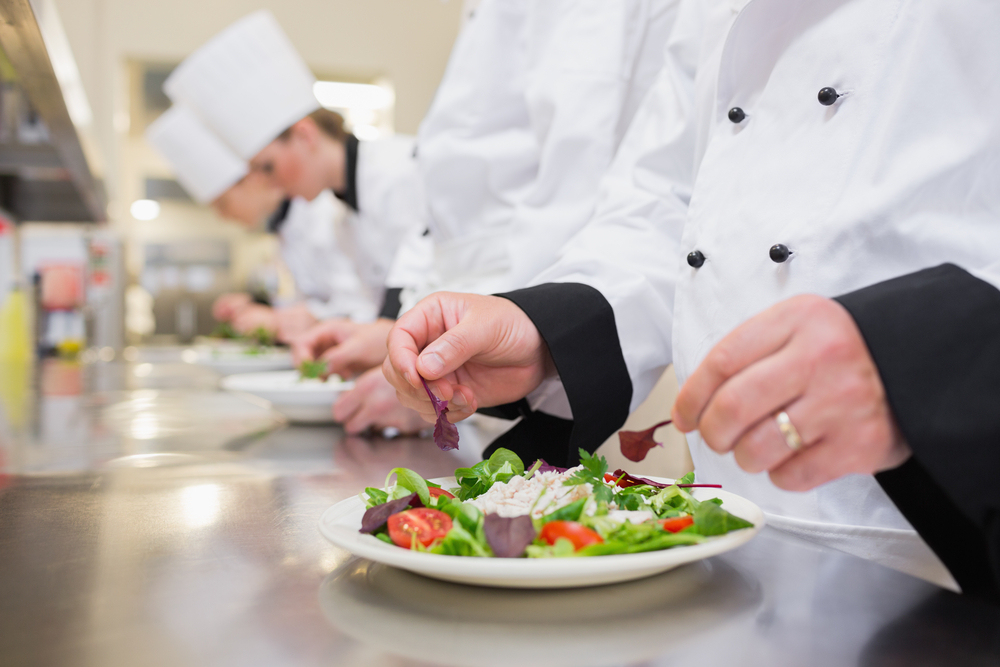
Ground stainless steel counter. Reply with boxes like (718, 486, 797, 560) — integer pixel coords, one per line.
(0, 355, 997, 667)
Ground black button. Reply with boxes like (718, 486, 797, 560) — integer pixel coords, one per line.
(728, 107, 746, 124)
(818, 87, 840, 106)
(769, 244, 791, 263)
(687, 250, 706, 268)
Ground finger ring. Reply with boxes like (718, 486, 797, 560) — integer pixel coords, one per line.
(775, 411, 803, 451)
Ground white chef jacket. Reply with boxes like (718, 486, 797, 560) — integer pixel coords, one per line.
(277, 191, 377, 322)
(347, 135, 430, 308)
(398, 0, 682, 312)
(533, 0, 1000, 589)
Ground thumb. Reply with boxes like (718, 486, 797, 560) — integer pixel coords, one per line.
(416, 316, 493, 380)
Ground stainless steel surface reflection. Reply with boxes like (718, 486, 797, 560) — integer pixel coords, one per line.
(0, 353, 998, 667)
(320, 558, 760, 666)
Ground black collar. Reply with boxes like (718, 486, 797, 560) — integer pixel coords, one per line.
(333, 134, 359, 212)
(266, 198, 293, 234)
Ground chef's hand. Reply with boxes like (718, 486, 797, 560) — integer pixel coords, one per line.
(333, 368, 427, 435)
(671, 294, 911, 492)
(384, 292, 554, 424)
(232, 303, 278, 335)
(290, 318, 392, 379)
(274, 303, 318, 344)
(212, 292, 252, 322)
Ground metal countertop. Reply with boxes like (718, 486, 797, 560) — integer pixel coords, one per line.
(0, 355, 997, 667)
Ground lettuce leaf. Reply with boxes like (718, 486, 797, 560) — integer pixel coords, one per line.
(421, 377, 459, 451)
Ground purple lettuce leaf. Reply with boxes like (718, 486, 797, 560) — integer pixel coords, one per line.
(611, 469, 722, 490)
(619, 420, 673, 462)
(359, 493, 421, 534)
(421, 377, 460, 451)
(531, 459, 570, 474)
(483, 513, 537, 558)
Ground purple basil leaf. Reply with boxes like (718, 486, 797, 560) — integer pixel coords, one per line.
(421, 377, 460, 451)
(532, 459, 569, 474)
(619, 420, 673, 462)
(359, 493, 419, 534)
(483, 513, 536, 558)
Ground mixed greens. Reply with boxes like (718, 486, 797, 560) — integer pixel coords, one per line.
(209, 323, 278, 353)
(298, 359, 328, 380)
(358, 448, 754, 559)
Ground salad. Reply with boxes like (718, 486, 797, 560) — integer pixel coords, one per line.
(359, 448, 754, 559)
(298, 359, 328, 380)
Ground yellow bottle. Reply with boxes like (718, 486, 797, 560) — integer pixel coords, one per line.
(0, 285, 31, 362)
(0, 285, 32, 430)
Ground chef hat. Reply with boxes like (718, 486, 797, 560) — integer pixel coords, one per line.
(145, 104, 248, 204)
(163, 10, 320, 160)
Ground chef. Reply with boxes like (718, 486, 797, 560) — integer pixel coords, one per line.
(294, 0, 683, 432)
(146, 104, 376, 341)
(163, 10, 428, 337)
(384, 0, 1000, 599)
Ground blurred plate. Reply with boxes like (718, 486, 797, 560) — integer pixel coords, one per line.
(320, 476, 764, 589)
(187, 344, 293, 376)
(221, 370, 354, 423)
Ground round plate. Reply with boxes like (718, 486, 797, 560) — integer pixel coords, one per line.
(221, 370, 355, 424)
(319, 476, 764, 589)
(188, 345, 293, 376)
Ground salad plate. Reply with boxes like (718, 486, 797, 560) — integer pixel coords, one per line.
(186, 344, 293, 376)
(221, 370, 354, 423)
(319, 472, 764, 589)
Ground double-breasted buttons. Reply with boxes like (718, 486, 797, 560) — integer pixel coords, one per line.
(817, 87, 841, 106)
(769, 244, 791, 263)
(728, 107, 746, 123)
(687, 250, 706, 268)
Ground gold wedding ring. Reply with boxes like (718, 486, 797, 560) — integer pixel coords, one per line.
(775, 411, 803, 452)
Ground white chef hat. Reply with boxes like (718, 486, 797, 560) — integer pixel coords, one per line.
(163, 10, 320, 160)
(145, 104, 248, 204)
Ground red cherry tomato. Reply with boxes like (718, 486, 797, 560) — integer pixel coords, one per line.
(603, 473, 617, 483)
(659, 516, 694, 533)
(428, 487, 455, 500)
(539, 521, 604, 551)
(387, 508, 453, 549)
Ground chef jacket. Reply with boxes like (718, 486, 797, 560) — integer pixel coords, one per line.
(396, 0, 682, 314)
(486, 0, 1000, 596)
(333, 133, 430, 321)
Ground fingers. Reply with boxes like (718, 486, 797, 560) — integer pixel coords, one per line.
(290, 318, 354, 364)
(696, 340, 810, 454)
(730, 399, 813, 474)
(672, 296, 821, 431)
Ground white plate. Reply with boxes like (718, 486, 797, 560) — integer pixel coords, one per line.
(187, 344, 293, 376)
(222, 370, 355, 423)
(319, 476, 764, 589)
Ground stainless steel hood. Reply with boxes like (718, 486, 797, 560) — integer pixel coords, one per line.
(0, 0, 105, 222)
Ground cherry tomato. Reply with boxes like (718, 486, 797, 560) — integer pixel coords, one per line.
(428, 487, 455, 500)
(388, 508, 453, 549)
(603, 473, 617, 483)
(539, 521, 604, 550)
(659, 516, 694, 533)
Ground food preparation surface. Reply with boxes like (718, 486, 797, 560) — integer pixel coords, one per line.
(0, 354, 997, 666)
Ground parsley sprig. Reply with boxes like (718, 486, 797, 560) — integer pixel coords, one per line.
(563, 449, 613, 504)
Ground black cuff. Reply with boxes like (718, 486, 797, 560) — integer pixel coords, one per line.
(497, 283, 632, 466)
(482, 411, 575, 465)
(477, 398, 531, 421)
(877, 459, 999, 602)
(837, 263, 1000, 598)
(378, 288, 403, 320)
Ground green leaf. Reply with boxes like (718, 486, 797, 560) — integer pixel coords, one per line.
(386, 467, 431, 506)
(487, 448, 525, 476)
(363, 487, 388, 508)
(298, 359, 327, 379)
(564, 449, 613, 504)
(540, 497, 587, 524)
(692, 500, 754, 536)
(678, 472, 696, 485)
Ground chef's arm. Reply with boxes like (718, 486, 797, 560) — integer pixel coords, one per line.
(836, 264, 1000, 601)
(478, 283, 632, 466)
